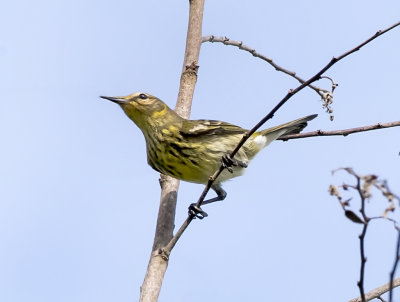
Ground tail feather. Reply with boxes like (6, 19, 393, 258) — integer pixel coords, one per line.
(244, 114, 317, 161)
(259, 114, 317, 137)
(251, 114, 317, 151)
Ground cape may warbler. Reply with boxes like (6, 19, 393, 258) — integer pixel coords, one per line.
(101, 92, 317, 217)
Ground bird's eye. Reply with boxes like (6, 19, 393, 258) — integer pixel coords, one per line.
(139, 93, 148, 100)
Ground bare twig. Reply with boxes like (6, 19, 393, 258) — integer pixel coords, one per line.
(389, 230, 400, 302)
(358, 222, 368, 302)
(332, 170, 373, 301)
(279, 120, 400, 141)
(163, 21, 400, 253)
(202, 35, 331, 99)
(349, 278, 400, 302)
(210, 21, 400, 205)
(331, 169, 400, 302)
(356, 175, 369, 302)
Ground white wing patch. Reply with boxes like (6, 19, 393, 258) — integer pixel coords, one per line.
(253, 135, 268, 150)
(189, 124, 209, 132)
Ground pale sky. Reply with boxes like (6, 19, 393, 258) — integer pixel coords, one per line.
(1, 0, 400, 301)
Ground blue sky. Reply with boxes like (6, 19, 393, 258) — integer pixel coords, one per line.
(1, 0, 400, 301)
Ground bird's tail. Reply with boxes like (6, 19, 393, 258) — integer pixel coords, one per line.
(256, 114, 317, 147)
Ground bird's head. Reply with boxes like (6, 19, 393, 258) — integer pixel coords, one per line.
(101, 92, 180, 131)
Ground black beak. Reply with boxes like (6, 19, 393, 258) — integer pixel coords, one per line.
(100, 96, 128, 104)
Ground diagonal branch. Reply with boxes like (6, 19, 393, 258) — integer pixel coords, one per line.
(202, 35, 331, 99)
(278, 120, 400, 141)
(349, 278, 400, 302)
(163, 20, 400, 253)
(196, 20, 400, 213)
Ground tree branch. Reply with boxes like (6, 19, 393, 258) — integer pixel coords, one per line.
(278, 120, 400, 140)
(349, 278, 400, 302)
(389, 230, 400, 302)
(356, 176, 369, 302)
(331, 169, 400, 302)
(202, 35, 331, 99)
(201, 20, 400, 211)
(139, 1, 204, 301)
(163, 21, 400, 252)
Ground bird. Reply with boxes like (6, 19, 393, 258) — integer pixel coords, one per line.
(101, 92, 317, 218)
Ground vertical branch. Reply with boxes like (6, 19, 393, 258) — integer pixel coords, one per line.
(358, 222, 368, 302)
(139, 1, 205, 302)
(356, 177, 368, 302)
(332, 169, 400, 302)
(389, 230, 400, 302)
(175, 0, 204, 117)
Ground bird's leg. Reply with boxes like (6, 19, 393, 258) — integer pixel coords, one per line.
(188, 185, 227, 219)
(221, 154, 248, 173)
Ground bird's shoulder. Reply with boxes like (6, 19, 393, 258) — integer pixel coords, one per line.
(179, 119, 246, 137)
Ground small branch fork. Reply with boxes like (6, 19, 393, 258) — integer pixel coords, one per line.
(161, 21, 400, 255)
(202, 36, 339, 119)
(202, 35, 331, 99)
(329, 168, 400, 302)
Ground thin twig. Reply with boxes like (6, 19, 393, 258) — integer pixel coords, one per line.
(198, 21, 400, 208)
(358, 223, 368, 302)
(279, 120, 400, 140)
(356, 175, 369, 302)
(389, 230, 400, 302)
(349, 278, 400, 302)
(331, 169, 400, 302)
(164, 216, 192, 253)
(163, 21, 400, 253)
(202, 35, 331, 99)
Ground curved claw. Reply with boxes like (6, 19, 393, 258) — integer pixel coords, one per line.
(221, 154, 248, 173)
(221, 155, 234, 172)
(188, 203, 208, 219)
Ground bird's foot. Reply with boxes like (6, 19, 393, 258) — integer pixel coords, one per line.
(188, 203, 208, 219)
(221, 154, 248, 173)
